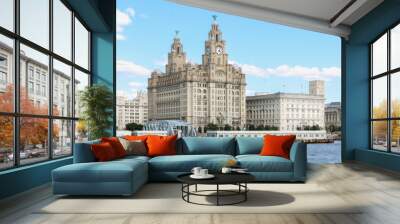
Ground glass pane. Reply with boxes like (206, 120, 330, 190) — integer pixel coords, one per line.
(74, 69, 89, 118)
(391, 120, 400, 153)
(0, 116, 14, 170)
(372, 121, 387, 151)
(75, 120, 88, 143)
(74, 18, 89, 70)
(20, 44, 49, 115)
(0, 0, 14, 31)
(53, 0, 72, 60)
(20, 0, 49, 49)
(372, 76, 387, 119)
(391, 72, 400, 118)
(20, 117, 49, 165)
(53, 59, 72, 117)
(53, 119, 72, 157)
(392, 24, 400, 70)
(372, 33, 387, 76)
(0, 35, 14, 112)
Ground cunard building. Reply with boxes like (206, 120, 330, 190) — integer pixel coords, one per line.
(148, 17, 246, 132)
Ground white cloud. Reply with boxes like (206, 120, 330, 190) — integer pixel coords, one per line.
(116, 8, 135, 41)
(246, 89, 256, 96)
(128, 82, 145, 88)
(116, 33, 126, 41)
(117, 89, 146, 100)
(229, 60, 341, 80)
(117, 60, 151, 77)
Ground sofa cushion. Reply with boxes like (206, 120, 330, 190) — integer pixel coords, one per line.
(260, 135, 296, 159)
(236, 137, 263, 155)
(149, 154, 235, 172)
(236, 155, 293, 172)
(73, 140, 100, 163)
(119, 138, 147, 156)
(124, 135, 149, 141)
(179, 137, 236, 155)
(147, 135, 177, 157)
(91, 142, 118, 162)
(116, 155, 150, 163)
(53, 158, 147, 183)
(101, 137, 127, 158)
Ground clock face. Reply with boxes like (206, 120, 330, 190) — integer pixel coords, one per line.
(216, 47, 223, 54)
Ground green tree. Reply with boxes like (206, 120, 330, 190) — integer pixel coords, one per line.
(79, 84, 113, 140)
(125, 122, 143, 131)
(248, 124, 255, 130)
(206, 123, 218, 131)
(256, 125, 264, 130)
(311, 125, 321, 130)
(224, 124, 232, 131)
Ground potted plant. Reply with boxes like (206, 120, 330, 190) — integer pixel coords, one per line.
(79, 84, 113, 140)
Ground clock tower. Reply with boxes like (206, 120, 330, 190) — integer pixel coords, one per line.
(166, 30, 186, 74)
(149, 16, 246, 131)
(202, 16, 228, 67)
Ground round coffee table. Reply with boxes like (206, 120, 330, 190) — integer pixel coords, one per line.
(177, 173, 255, 206)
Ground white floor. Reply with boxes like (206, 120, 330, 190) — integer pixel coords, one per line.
(1, 163, 400, 224)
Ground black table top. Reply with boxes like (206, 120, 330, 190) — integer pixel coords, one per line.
(177, 172, 255, 185)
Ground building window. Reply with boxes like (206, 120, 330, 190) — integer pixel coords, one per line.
(0, 55, 7, 67)
(0, 0, 91, 170)
(370, 23, 400, 153)
(28, 81, 34, 93)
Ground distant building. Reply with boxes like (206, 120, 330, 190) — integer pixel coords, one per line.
(309, 80, 325, 96)
(0, 42, 73, 117)
(0, 41, 78, 153)
(325, 102, 341, 129)
(116, 91, 148, 130)
(148, 17, 246, 132)
(246, 81, 325, 131)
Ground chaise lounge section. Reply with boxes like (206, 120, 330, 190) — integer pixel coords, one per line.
(52, 141, 149, 196)
(52, 137, 307, 196)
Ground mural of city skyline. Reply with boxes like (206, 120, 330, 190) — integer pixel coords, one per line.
(116, 0, 341, 103)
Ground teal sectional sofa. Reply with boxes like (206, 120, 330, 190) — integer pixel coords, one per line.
(52, 137, 307, 196)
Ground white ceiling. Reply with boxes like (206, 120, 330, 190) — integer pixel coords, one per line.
(167, 0, 384, 38)
(227, 0, 352, 22)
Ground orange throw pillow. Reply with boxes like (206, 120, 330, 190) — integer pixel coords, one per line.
(146, 135, 177, 157)
(91, 142, 117, 162)
(101, 137, 127, 158)
(260, 135, 296, 159)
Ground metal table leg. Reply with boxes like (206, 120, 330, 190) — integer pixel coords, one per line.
(216, 184, 219, 206)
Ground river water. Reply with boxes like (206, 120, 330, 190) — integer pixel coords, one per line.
(307, 141, 342, 164)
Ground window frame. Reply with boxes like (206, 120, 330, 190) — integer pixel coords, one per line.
(370, 21, 400, 154)
(0, 0, 92, 171)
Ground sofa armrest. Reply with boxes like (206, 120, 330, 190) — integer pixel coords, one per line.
(289, 141, 307, 182)
(73, 140, 100, 163)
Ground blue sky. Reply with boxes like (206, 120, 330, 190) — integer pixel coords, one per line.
(116, 0, 341, 103)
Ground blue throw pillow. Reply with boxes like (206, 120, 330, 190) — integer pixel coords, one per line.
(236, 137, 263, 155)
(180, 137, 235, 155)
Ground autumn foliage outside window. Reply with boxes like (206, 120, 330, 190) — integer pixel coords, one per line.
(371, 23, 400, 153)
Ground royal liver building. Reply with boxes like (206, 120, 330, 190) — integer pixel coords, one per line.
(148, 17, 246, 132)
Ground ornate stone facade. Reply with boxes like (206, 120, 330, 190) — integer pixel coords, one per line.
(148, 18, 246, 131)
(246, 81, 325, 131)
(325, 102, 341, 128)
